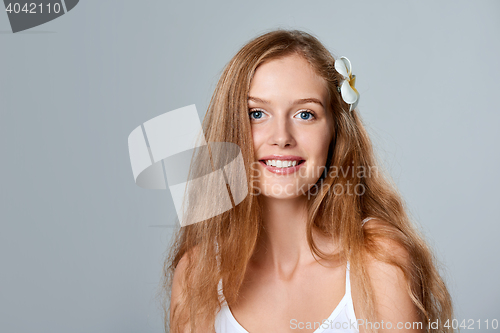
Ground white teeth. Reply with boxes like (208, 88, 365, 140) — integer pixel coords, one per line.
(264, 160, 300, 168)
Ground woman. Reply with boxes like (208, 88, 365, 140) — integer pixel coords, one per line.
(161, 29, 454, 332)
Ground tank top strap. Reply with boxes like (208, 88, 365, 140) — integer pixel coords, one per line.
(345, 260, 351, 297)
(217, 279, 225, 303)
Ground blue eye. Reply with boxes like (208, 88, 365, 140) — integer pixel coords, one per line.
(296, 110, 315, 120)
(249, 109, 264, 120)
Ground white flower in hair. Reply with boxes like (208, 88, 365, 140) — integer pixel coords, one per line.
(334, 56, 359, 111)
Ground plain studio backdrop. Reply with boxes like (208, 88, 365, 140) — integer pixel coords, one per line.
(1, 1, 498, 332)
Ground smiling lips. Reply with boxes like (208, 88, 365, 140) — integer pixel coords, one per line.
(258, 155, 306, 175)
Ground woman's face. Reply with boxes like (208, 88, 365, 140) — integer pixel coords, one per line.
(248, 53, 334, 199)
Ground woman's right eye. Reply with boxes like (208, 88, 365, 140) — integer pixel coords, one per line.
(249, 109, 265, 120)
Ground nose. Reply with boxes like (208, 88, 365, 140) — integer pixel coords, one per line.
(267, 115, 296, 148)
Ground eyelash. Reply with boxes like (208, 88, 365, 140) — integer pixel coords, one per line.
(248, 108, 316, 121)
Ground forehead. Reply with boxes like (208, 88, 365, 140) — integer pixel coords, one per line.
(248, 54, 328, 103)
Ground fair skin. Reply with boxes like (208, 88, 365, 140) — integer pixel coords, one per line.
(171, 54, 423, 332)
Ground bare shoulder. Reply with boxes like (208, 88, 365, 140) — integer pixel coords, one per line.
(359, 219, 424, 332)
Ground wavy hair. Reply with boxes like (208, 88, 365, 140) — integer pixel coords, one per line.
(159, 29, 454, 333)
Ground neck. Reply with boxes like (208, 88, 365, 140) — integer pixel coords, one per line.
(255, 195, 316, 280)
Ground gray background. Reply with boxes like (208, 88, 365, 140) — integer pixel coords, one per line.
(1, 0, 499, 332)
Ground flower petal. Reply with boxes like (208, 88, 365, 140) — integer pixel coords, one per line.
(340, 80, 358, 104)
(334, 57, 350, 78)
(340, 57, 352, 75)
(349, 95, 359, 111)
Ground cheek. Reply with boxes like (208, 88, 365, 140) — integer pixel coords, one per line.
(251, 127, 258, 143)
(251, 127, 264, 150)
(303, 131, 332, 157)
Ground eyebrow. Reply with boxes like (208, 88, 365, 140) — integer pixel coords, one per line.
(248, 96, 324, 108)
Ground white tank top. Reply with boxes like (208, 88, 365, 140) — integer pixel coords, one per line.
(214, 217, 374, 332)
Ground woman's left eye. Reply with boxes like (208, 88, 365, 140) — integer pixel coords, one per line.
(294, 110, 315, 121)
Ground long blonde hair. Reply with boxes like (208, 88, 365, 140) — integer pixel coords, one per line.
(159, 29, 454, 333)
